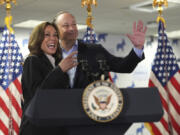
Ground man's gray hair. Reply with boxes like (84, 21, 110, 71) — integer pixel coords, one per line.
(53, 11, 75, 24)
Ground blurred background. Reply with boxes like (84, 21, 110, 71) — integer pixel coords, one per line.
(0, 0, 180, 135)
(0, 0, 180, 37)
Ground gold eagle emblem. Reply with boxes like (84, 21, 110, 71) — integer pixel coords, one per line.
(93, 95, 112, 110)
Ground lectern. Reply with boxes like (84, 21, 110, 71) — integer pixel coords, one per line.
(25, 87, 163, 135)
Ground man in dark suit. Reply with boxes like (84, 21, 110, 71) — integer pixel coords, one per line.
(52, 11, 147, 89)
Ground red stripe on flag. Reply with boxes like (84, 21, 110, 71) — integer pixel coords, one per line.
(0, 92, 21, 135)
(169, 92, 180, 115)
(0, 119, 8, 135)
(170, 114, 180, 134)
(149, 80, 176, 134)
(6, 88, 22, 117)
(13, 78, 22, 94)
(150, 122, 162, 135)
(108, 72, 113, 82)
(160, 117, 170, 134)
(159, 91, 168, 112)
(155, 85, 180, 134)
(148, 80, 155, 87)
(170, 76, 180, 94)
(12, 118, 20, 135)
(0, 96, 10, 116)
(0, 93, 21, 135)
(158, 86, 179, 115)
(150, 84, 180, 134)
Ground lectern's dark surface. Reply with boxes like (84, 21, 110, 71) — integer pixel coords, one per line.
(66, 124, 131, 135)
(25, 87, 163, 135)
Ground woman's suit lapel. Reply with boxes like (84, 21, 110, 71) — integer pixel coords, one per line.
(40, 54, 54, 71)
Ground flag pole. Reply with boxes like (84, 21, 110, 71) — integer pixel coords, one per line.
(81, 0, 98, 42)
(0, 0, 16, 34)
(153, 1, 173, 134)
(153, 0, 168, 27)
(81, 0, 97, 29)
(0, 1, 16, 135)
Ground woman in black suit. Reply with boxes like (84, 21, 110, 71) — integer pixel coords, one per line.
(19, 22, 77, 135)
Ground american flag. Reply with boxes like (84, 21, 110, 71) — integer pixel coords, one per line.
(83, 26, 98, 44)
(148, 21, 180, 135)
(0, 26, 23, 135)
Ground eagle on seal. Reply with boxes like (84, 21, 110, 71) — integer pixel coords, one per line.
(93, 95, 112, 110)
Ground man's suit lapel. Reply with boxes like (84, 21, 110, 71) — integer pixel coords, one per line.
(73, 41, 86, 88)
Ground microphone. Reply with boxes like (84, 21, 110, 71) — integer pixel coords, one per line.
(96, 54, 109, 71)
(96, 54, 109, 80)
(78, 55, 88, 71)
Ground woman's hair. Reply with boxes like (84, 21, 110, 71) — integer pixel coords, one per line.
(28, 22, 61, 59)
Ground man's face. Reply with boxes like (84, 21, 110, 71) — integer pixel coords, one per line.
(56, 13, 78, 42)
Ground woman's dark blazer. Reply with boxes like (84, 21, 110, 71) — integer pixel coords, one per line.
(20, 54, 68, 135)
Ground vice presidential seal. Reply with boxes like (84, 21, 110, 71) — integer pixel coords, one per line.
(82, 80, 123, 122)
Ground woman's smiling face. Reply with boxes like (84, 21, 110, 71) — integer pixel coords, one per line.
(41, 25, 59, 55)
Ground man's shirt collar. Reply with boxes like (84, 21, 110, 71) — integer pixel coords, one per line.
(61, 40, 78, 56)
